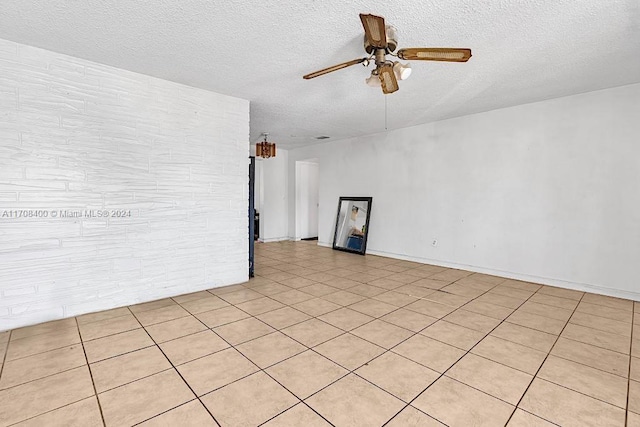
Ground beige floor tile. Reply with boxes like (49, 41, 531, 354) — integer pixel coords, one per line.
(491, 322, 557, 352)
(177, 347, 258, 395)
(581, 293, 633, 311)
(356, 352, 439, 402)
(491, 285, 536, 300)
(628, 411, 640, 427)
(576, 302, 632, 323)
(138, 400, 217, 426)
(201, 372, 298, 427)
(561, 323, 630, 354)
(318, 307, 374, 331)
(472, 335, 547, 375)
(299, 283, 340, 297)
(429, 269, 472, 282)
(502, 280, 541, 292)
(83, 328, 154, 363)
(218, 288, 264, 304)
(463, 299, 514, 320)
(266, 350, 348, 399)
(213, 317, 275, 345)
(372, 290, 418, 306)
(99, 369, 194, 426)
(506, 310, 566, 335)
(347, 283, 388, 297)
(538, 355, 627, 408)
(76, 307, 131, 326)
(518, 301, 573, 322)
(269, 289, 315, 305)
(306, 374, 404, 427)
(208, 283, 249, 295)
(12, 397, 103, 427)
(519, 378, 625, 427)
(447, 353, 533, 404)
(278, 276, 317, 288)
(443, 309, 501, 333)
(6, 327, 81, 361)
(290, 297, 341, 316)
(235, 297, 285, 315)
(405, 299, 456, 318)
(11, 318, 77, 340)
(129, 298, 177, 314)
(348, 299, 398, 318)
(0, 344, 86, 390)
(172, 290, 212, 304)
(367, 278, 405, 290)
(537, 286, 583, 301)
(393, 334, 465, 373)
(321, 290, 367, 306)
(159, 330, 229, 365)
(314, 333, 385, 370)
(180, 295, 229, 314)
(386, 406, 445, 427)
(477, 292, 526, 309)
(281, 319, 343, 347)
(252, 282, 291, 296)
(256, 306, 311, 330)
(0, 366, 95, 426)
(350, 319, 413, 349)
(413, 376, 514, 427)
(381, 308, 437, 332)
(632, 357, 640, 381)
(195, 305, 250, 328)
(570, 311, 631, 337)
(262, 403, 331, 426)
(628, 380, 640, 414)
(395, 284, 438, 298)
(423, 291, 472, 308)
(78, 313, 141, 341)
(551, 337, 629, 377)
(237, 331, 306, 368)
(439, 283, 487, 298)
(144, 315, 207, 343)
(91, 346, 171, 392)
(134, 304, 191, 327)
(420, 320, 485, 350)
(529, 293, 579, 310)
(506, 408, 559, 426)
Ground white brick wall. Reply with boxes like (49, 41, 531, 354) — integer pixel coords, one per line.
(0, 39, 250, 331)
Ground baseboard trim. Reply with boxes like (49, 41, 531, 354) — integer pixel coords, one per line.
(316, 242, 639, 302)
(258, 237, 291, 243)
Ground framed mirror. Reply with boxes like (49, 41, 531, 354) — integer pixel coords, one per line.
(332, 197, 372, 255)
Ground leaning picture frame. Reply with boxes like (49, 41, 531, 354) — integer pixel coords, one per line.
(332, 196, 373, 255)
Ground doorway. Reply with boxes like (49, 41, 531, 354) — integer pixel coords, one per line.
(295, 160, 319, 240)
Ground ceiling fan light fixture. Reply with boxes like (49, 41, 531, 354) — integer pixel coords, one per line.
(393, 61, 412, 80)
(256, 133, 276, 159)
(365, 72, 381, 87)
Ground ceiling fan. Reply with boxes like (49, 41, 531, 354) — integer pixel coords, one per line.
(303, 13, 472, 94)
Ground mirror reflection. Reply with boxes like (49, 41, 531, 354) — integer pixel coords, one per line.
(332, 197, 372, 255)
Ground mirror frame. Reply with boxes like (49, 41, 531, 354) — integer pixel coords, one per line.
(332, 196, 373, 255)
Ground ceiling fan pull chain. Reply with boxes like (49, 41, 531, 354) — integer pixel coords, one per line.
(385, 95, 388, 131)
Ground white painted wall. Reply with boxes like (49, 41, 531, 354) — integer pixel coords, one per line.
(295, 161, 319, 240)
(0, 39, 249, 330)
(258, 148, 289, 242)
(287, 83, 640, 300)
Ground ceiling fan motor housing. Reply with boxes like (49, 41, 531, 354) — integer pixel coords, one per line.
(364, 25, 398, 53)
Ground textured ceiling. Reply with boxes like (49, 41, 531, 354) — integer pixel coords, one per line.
(1, 0, 639, 149)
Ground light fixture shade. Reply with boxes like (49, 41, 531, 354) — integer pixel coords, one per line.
(393, 61, 412, 80)
(379, 64, 399, 94)
(256, 140, 276, 158)
(365, 72, 381, 87)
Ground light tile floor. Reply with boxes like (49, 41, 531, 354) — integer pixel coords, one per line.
(0, 241, 639, 426)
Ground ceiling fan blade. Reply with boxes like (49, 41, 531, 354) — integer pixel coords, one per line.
(303, 58, 367, 80)
(378, 65, 399, 94)
(397, 48, 472, 62)
(360, 14, 387, 49)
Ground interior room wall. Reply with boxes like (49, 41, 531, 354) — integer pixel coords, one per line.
(0, 39, 250, 330)
(295, 160, 319, 240)
(258, 148, 289, 242)
(287, 83, 640, 300)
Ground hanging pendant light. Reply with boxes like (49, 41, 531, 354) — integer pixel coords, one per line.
(256, 133, 276, 159)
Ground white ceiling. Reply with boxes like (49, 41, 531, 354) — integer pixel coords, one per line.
(1, 0, 639, 149)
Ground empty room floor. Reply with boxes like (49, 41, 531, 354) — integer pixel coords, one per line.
(0, 241, 638, 426)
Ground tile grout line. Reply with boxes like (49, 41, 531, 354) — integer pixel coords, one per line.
(74, 317, 107, 427)
(0, 330, 13, 383)
(625, 306, 636, 427)
(502, 290, 586, 426)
